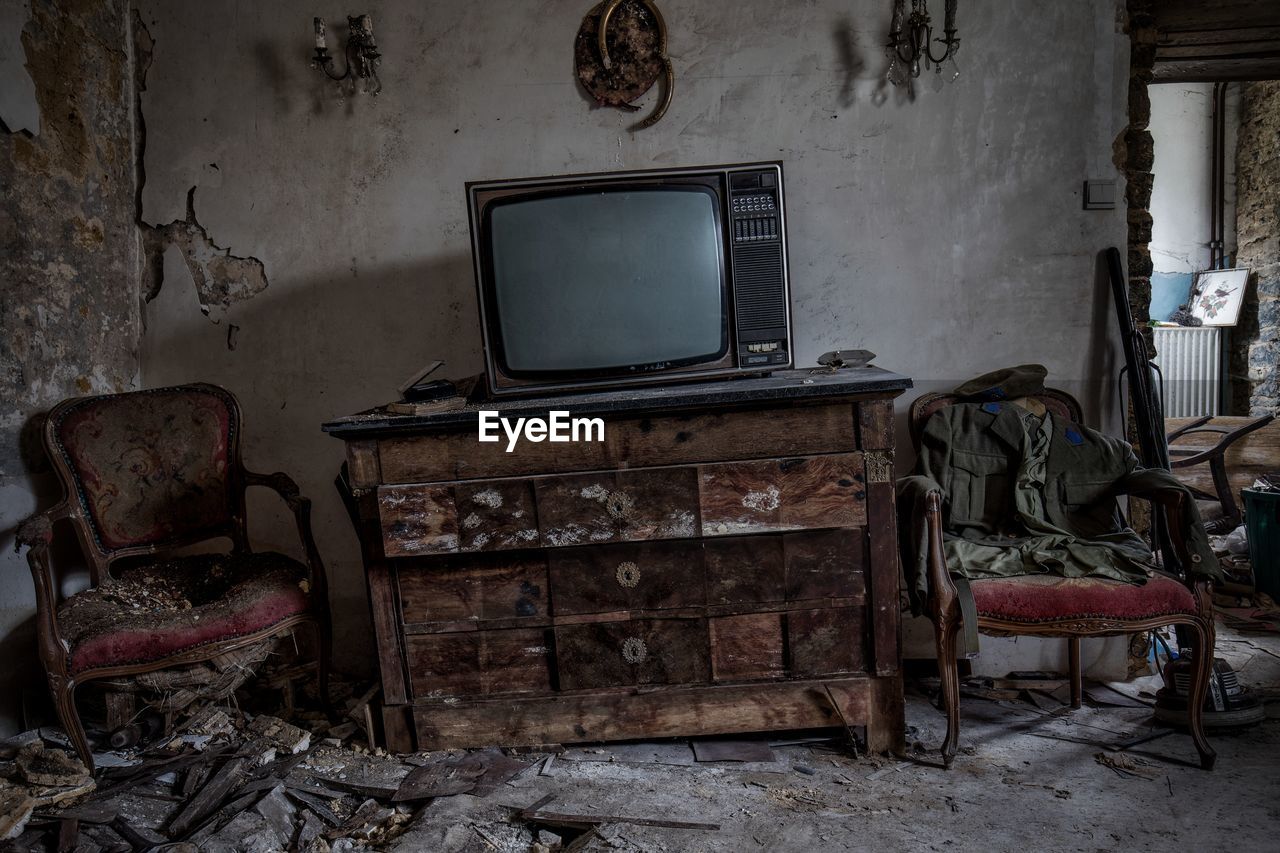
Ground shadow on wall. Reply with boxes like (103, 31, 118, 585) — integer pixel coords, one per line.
(140, 249, 481, 677)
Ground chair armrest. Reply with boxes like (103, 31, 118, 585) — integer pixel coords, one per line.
(244, 470, 330, 607)
(1117, 477, 1221, 581)
(14, 504, 73, 667)
(245, 469, 305, 510)
(1168, 413, 1275, 469)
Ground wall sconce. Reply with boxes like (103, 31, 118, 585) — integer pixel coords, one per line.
(311, 14, 382, 96)
(885, 0, 960, 91)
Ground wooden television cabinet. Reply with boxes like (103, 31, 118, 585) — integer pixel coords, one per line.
(323, 367, 911, 753)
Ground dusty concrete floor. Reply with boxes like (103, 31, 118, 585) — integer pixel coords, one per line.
(396, 623, 1280, 852)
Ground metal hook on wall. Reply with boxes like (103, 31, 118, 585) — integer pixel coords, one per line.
(576, 0, 674, 130)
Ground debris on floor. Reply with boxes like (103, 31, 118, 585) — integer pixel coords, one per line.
(2, 619, 1278, 851)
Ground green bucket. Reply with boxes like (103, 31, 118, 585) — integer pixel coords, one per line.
(1245, 488, 1280, 595)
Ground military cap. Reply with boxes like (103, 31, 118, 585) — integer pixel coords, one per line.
(954, 364, 1048, 402)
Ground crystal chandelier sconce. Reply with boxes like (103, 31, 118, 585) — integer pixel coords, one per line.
(885, 0, 960, 90)
(311, 14, 382, 96)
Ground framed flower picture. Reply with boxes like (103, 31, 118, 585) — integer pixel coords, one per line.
(1189, 268, 1249, 327)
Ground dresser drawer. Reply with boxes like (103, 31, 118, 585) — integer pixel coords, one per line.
(708, 606, 867, 681)
(789, 607, 866, 676)
(406, 628, 552, 699)
(379, 454, 864, 558)
(398, 553, 548, 630)
(704, 528, 866, 606)
(549, 540, 705, 616)
(373, 403, 858, 483)
(700, 453, 866, 535)
(536, 467, 700, 547)
(555, 618, 709, 690)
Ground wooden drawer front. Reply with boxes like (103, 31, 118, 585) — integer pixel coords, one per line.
(398, 554, 548, 630)
(782, 529, 866, 601)
(704, 536, 784, 605)
(406, 629, 551, 698)
(710, 605, 866, 681)
(376, 403, 857, 483)
(455, 480, 539, 551)
(704, 529, 866, 606)
(380, 455, 862, 558)
(549, 540, 705, 616)
(555, 618, 709, 690)
(788, 607, 866, 676)
(380, 485, 458, 557)
(536, 467, 700, 548)
(700, 454, 866, 536)
(710, 613, 785, 681)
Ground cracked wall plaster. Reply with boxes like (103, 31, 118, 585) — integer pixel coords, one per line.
(0, 0, 140, 735)
(1, 0, 139, 476)
(142, 186, 270, 319)
(0, 0, 40, 133)
(128, 11, 267, 319)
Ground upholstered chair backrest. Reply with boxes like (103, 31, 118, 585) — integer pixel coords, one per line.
(46, 384, 246, 570)
(908, 389, 1085, 452)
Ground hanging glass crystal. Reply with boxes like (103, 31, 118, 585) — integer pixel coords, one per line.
(885, 0, 960, 89)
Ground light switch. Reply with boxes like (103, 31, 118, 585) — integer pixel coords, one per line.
(1084, 179, 1116, 210)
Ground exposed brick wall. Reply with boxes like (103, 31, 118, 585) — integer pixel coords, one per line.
(1233, 81, 1280, 416)
(1123, 0, 1157, 355)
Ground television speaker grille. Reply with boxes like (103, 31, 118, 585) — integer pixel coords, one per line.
(732, 242, 787, 331)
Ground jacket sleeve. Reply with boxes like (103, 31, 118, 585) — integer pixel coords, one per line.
(896, 410, 953, 614)
(1117, 466, 1222, 581)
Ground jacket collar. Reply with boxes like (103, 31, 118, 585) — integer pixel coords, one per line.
(976, 402, 1030, 451)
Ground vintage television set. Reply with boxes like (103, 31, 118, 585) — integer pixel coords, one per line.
(466, 161, 792, 397)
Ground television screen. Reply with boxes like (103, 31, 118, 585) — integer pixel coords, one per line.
(487, 187, 726, 373)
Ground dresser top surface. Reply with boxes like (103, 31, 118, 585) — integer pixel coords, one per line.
(323, 366, 912, 438)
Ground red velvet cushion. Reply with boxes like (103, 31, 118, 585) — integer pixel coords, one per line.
(971, 573, 1197, 623)
(59, 552, 310, 674)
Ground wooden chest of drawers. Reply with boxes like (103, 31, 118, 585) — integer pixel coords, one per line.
(324, 368, 911, 753)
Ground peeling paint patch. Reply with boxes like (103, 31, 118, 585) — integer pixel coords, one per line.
(472, 488, 503, 508)
(742, 485, 781, 512)
(0, 1, 40, 135)
(1, 0, 139, 475)
(142, 187, 268, 319)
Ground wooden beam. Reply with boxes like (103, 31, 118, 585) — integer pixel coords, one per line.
(1152, 58, 1280, 82)
(1154, 0, 1280, 32)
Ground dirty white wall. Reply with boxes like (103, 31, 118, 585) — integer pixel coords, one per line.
(1149, 82, 1239, 275)
(135, 0, 1132, 678)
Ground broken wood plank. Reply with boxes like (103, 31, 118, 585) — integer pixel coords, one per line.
(520, 794, 720, 831)
(167, 743, 269, 838)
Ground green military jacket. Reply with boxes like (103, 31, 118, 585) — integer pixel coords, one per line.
(898, 401, 1220, 612)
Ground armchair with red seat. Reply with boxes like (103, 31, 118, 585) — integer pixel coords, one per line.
(898, 388, 1219, 770)
(14, 383, 331, 772)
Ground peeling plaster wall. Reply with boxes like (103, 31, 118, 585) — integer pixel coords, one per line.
(0, 0, 140, 733)
(136, 1, 1131, 678)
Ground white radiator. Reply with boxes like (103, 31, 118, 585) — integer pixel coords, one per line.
(1152, 326, 1222, 417)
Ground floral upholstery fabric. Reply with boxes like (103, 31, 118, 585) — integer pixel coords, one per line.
(971, 573, 1197, 624)
(53, 387, 236, 551)
(58, 552, 310, 674)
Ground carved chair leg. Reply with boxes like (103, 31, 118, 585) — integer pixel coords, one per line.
(935, 617, 962, 767)
(1068, 637, 1083, 709)
(49, 674, 94, 774)
(1185, 618, 1217, 770)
